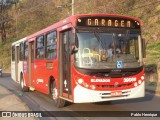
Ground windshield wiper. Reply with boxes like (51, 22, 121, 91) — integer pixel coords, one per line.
(93, 30, 106, 49)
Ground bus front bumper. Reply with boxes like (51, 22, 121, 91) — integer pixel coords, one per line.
(73, 82, 145, 103)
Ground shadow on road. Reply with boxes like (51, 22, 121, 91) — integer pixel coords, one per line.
(93, 93, 154, 105)
(0, 73, 11, 78)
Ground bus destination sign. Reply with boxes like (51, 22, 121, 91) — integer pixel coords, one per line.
(77, 17, 140, 29)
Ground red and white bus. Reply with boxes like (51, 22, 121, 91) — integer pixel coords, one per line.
(11, 14, 145, 107)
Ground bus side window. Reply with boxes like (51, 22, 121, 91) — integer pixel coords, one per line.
(20, 43, 24, 61)
(12, 46, 15, 61)
(24, 41, 28, 60)
(46, 31, 57, 59)
(36, 35, 45, 59)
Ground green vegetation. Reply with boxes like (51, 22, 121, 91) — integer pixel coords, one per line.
(148, 81, 157, 86)
(0, 40, 13, 71)
(146, 42, 160, 65)
(0, 0, 159, 71)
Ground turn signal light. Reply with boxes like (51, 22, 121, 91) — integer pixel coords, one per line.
(84, 83, 89, 88)
(90, 85, 96, 90)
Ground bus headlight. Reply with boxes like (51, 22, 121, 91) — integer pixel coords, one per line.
(78, 79, 83, 84)
(141, 76, 144, 80)
(134, 82, 138, 87)
(138, 80, 142, 85)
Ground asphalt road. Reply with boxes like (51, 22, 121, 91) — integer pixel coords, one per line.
(0, 73, 160, 120)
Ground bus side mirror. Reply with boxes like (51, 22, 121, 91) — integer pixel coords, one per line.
(71, 28, 79, 54)
(71, 46, 78, 54)
(75, 35, 79, 48)
(142, 38, 146, 58)
(71, 28, 79, 47)
(71, 33, 79, 54)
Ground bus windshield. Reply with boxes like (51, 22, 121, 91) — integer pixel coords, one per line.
(74, 31, 143, 69)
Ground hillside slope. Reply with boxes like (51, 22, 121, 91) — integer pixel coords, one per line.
(0, 0, 159, 71)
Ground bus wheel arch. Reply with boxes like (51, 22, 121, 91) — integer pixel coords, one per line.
(48, 76, 55, 94)
(20, 72, 29, 92)
(49, 76, 65, 108)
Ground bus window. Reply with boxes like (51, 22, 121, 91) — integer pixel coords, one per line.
(24, 41, 28, 60)
(20, 43, 24, 61)
(12, 46, 15, 61)
(46, 31, 57, 59)
(36, 35, 44, 59)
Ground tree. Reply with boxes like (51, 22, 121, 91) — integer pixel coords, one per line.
(0, 0, 18, 43)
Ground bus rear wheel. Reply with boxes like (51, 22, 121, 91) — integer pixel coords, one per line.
(51, 81, 65, 108)
(20, 76, 29, 92)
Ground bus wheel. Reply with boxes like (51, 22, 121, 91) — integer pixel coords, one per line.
(20, 76, 29, 92)
(51, 81, 65, 108)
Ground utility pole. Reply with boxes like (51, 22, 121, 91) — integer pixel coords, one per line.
(72, 0, 74, 15)
(15, 3, 18, 37)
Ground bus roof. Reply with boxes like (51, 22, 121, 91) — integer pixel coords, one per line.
(27, 14, 142, 40)
(12, 37, 27, 46)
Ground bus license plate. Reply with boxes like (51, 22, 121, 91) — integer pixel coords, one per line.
(111, 91, 122, 96)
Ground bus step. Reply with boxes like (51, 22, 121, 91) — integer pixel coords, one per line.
(29, 86, 35, 91)
(59, 96, 72, 102)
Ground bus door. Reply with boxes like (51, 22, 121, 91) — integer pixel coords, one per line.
(15, 45, 19, 82)
(28, 41, 34, 88)
(59, 29, 73, 99)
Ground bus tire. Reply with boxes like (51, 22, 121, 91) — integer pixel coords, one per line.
(20, 76, 29, 92)
(51, 81, 65, 108)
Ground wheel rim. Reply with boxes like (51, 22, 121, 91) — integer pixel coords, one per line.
(52, 84, 58, 102)
(21, 79, 24, 88)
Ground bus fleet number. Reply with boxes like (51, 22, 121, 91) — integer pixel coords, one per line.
(123, 77, 136, 82)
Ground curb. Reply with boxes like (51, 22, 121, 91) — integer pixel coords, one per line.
(0, 85, 30, 111)
(0, 85, 38, 120)
(145, 88, 160, 96)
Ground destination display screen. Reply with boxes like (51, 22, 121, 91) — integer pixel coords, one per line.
(76, 17, 140, 29)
